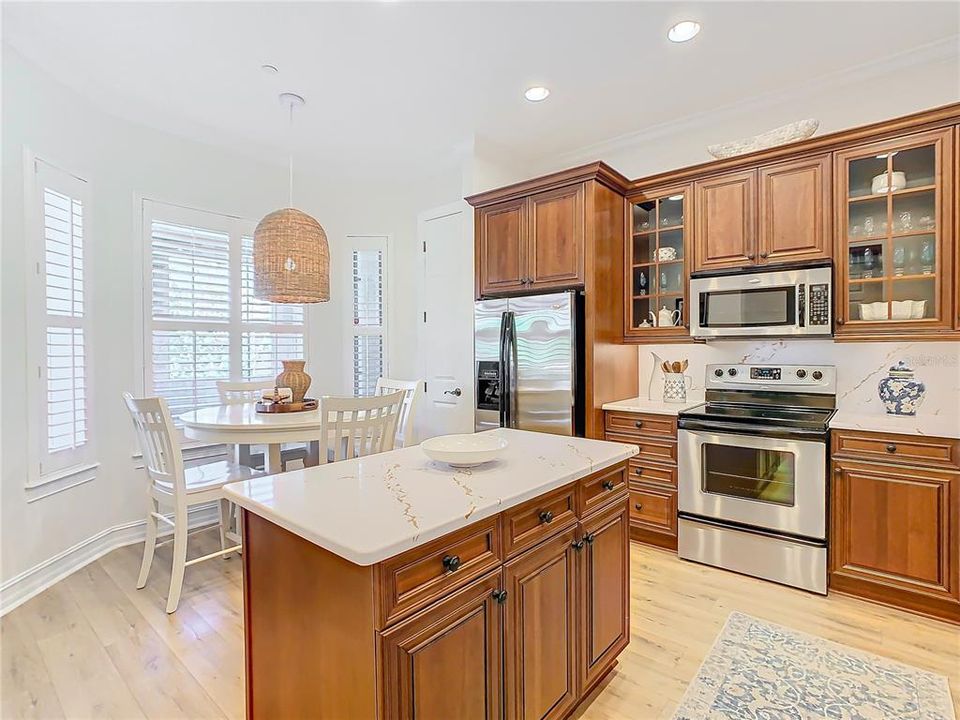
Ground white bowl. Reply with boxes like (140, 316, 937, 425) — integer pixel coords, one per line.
(421, 433, 508, 467)
(871, 171, 906, 194)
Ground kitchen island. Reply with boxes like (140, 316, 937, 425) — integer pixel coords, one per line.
(224, 428, 638, 719)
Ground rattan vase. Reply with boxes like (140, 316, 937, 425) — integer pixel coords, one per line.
(253, 208, 330, 303)
(275, 360, 311, 403)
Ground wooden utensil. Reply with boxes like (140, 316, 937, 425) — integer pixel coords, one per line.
(681, 359, 688, 372)
(672, 361, 682, 373)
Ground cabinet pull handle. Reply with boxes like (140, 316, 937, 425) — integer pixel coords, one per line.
(634, 420, 643, 428)
(491, 589, 508, 604)
(538, 510, 554, 524)
(571, 539, 584, 551)
(635, 503, 643, 511)
(759, 252, 768, 259)
(747, 253, 756, 260)
(442, 554, 462, 573)
(583, 532, 595, 544)
(834, 466, 842, 474)
(634, 468, 643, 476)
(837, 317, 844, 325)
(602, 480, 616, 491)
(886, 443, 897, 453)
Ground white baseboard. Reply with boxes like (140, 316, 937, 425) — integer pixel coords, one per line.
(0, 502, 221, 616)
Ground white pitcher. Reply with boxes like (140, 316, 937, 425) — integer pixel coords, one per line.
(658, 305, 681, 328)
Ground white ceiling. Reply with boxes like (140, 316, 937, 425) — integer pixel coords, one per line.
(4, 2, 958, 181)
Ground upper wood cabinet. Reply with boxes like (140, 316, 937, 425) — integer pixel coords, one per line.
(693, 157, 833, 273)
(834, 128, 955, 338)
(694, 169, 757, 271)
(759, 155, 832, 264)
(475, 184, 585, 297)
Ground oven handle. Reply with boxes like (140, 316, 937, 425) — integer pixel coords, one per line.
(677, 418, 828, 442)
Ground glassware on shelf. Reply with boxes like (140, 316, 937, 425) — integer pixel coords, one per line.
(637, 271, 647, 296)
(862, 247, 875, 279)
(660, 216, 673, 227)
(850, 224, 862, 238)
(893, 245, 906, 276)
(639, 220, 651, 231)
(863, 216, 875, 236)
(920, 239, 934, 275)
(919, 215, 935, 230)
(896, 211, 913, 233)
(907, 247, 919, 275)
(660, 270, 669, 292)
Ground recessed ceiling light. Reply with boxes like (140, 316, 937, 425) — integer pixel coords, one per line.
(667, 20, 700, 43)
(524, 86, 550, 103)
(261, 64, 279, 74)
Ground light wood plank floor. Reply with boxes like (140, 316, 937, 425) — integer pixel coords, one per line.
(3, 528, 958, 719)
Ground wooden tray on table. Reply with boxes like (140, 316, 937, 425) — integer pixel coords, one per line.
(255, 398, 319, 413)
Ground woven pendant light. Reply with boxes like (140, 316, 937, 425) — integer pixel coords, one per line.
(253, 93, 330, 304)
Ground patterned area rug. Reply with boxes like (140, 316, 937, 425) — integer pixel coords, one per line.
(673, 612, 956, 720)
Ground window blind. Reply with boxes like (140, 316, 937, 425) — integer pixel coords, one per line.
(351, 247, 385, 396)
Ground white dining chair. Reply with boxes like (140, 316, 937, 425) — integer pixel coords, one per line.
(124, 392, 263, 613)
(318, 390, 406, 463)
(216, 379, 309, 470)
(375, 377, 423, 447)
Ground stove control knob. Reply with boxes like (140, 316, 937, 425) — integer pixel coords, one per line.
(727, 368, 738, 377)
(714, 368, 724, 378)
(796, 369, 807, 379)
(812, 370, 823, 381)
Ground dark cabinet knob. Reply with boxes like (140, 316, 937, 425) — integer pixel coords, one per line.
(635, 503, 643, 511)
(760, 252, 768, 259)
(634, 467, 643, 476)
(491, 589, 508, 604)
(583, 532, 595, 544)
(602, 480, 616, 491)
(442, 554, 462, 573)
(886, 443, 897, 453)
(837, 318, 845, 325)
(634, 420, 643, 428)
(538, 510, 554, 524)
(636, 446, 643, 453)
(747, 253, 756, 260)
(571, 539, 585, 551)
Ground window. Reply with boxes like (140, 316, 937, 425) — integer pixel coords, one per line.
(28, 159, 94, 484)
(345, 236, 388, 396)
(143, 201, 306, 420)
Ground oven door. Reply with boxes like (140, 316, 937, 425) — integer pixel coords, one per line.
(678, 428, 826, 540)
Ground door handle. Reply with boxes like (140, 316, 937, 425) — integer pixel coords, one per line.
(444, 388, 462, 397)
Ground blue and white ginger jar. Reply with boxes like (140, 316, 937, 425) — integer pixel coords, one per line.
(877, 360, 926, 416)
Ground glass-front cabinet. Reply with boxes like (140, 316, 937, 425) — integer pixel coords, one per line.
(835, 128, 954, 336)
(624, 184, 692, 340)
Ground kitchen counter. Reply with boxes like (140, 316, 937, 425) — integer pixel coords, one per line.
(602, 389, 705, 416)
(830, 409, 960, 440)
(224, 427, 638, 565)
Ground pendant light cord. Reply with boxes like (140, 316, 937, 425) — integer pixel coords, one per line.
(287, 100, 294, 208)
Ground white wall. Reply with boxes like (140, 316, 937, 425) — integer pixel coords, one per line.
(0, 45, 458, 591)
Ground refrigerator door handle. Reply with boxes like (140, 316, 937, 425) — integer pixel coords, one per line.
(498, 311, 509, 428)
(499, 310, 518, 428)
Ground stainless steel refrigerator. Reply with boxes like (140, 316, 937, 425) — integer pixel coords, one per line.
(474, 290, 584, 436)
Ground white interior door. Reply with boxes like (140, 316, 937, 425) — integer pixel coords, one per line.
(417, 202, 475, 440)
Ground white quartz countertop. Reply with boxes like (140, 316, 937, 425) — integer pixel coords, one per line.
(830, 409, 960, 440)
(602, 389, 706, 416)
(223, 428, 638, 566)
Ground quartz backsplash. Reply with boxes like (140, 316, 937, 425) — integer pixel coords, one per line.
(636, 340, 959, 431)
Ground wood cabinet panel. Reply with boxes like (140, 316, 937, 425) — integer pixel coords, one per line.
(502, 482, 578, 560)
(629, 484, 677, 537)
(528, 184, 585, 289)
(628, 460, 676, 488)
(694, 170, 757, 271)
(832, 429, 960, 470)
(579, 499, 630, 690)
(604, 411, 677, 440)
(504, 527, 580, 720)
(759, 154, 832, 263)
(380, 570, 504, 720)
(478, 198, 526, 295)
(830, 458, 959, 623)
(603, 432, 676, 465)
(578, 465, 628, 519)
(379, 516, 502, 627)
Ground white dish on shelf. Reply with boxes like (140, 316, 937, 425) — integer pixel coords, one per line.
(871, 171, 906, 194)
(421, 433, 508, 467)
(859, 300, 926, 321)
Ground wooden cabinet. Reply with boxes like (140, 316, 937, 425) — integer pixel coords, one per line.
(830, 430, 960, 623)
(694, 169, 756, 271)
(694, 157, 833, 273)
(381, 571, 504, 720)
(834, 128, 955, 339)
(478, 198, 526, 294)
(624, 184, 692, 340)
(759, 155, 832, 264)
(475, 184, 584, 297)
(604, 410, 679, 550)
(579, 500, 630, 690)
(503, 527, 580, 720)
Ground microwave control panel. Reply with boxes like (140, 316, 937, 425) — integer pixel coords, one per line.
(808, 283, 830, 326)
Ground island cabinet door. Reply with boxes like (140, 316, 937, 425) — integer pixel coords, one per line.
(503, 526, 580, 720)
(578, 498, 630, 690)
(380, 570, 504, 720)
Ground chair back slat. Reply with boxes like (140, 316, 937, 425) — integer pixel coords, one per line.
(123, 392, 186, 494)
(217, 379, 274, 405)
(319, 391, 406, 463)
(375, 377, 423, 447)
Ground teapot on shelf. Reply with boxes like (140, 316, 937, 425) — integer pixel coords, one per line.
(648, 305, 681, 328)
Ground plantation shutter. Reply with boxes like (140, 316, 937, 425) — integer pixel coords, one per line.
(351, 247, 385, 396)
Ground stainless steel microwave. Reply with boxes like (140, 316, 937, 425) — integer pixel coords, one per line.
(689, 262, 832, 338)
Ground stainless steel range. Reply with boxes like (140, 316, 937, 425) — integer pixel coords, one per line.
(677, 363, 836, 594)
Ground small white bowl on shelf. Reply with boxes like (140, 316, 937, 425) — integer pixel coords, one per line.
(421, 433, 508, 468)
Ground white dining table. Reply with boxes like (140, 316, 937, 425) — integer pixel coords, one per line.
(180, 404, 324, 474)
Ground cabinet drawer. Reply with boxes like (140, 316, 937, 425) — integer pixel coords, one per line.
(629, 485, 678, 538)
(611, 434, 676, 466)
(605, 411, 677, 440)
(832, 430, 960, 470)
(502, 483, 578, 560)
(579, 464, 628, 518)
(627, 460, 676, 488)
(378, 516, 502, 628)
